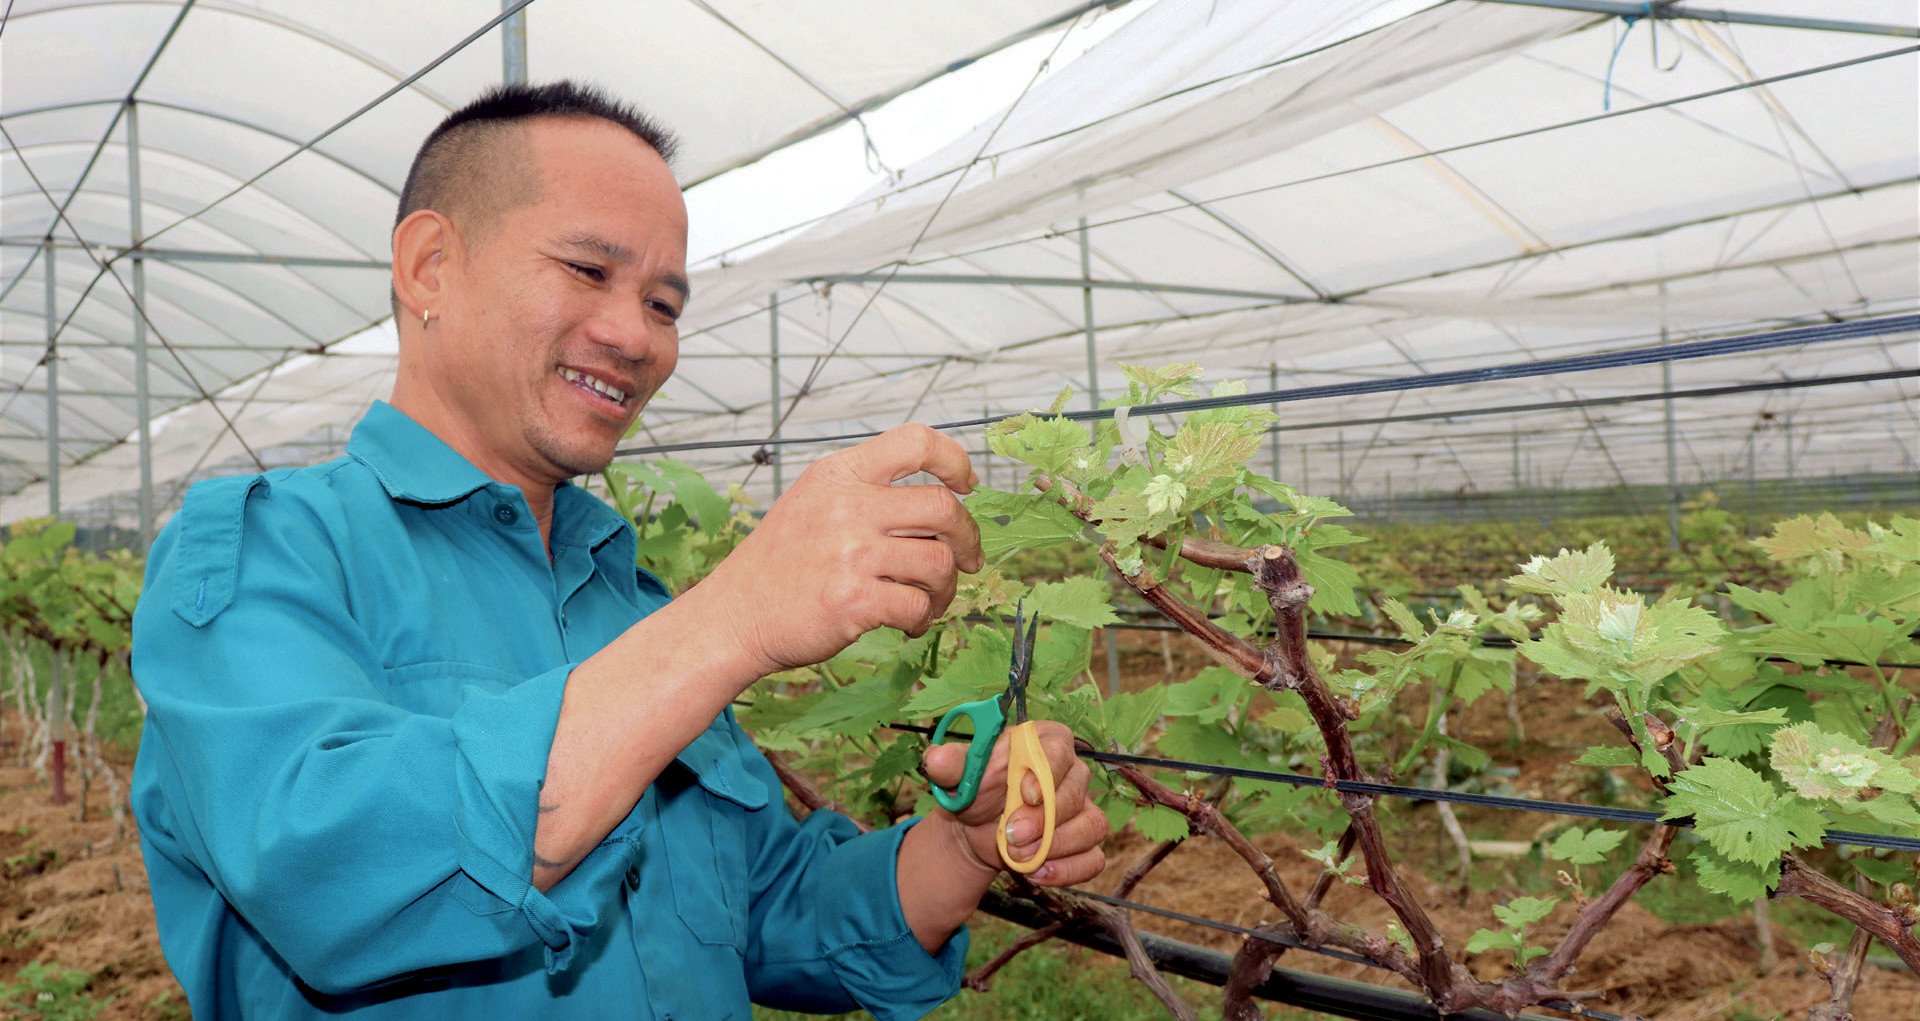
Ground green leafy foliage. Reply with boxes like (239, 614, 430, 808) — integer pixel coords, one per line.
(1660, 758, 1827, 865)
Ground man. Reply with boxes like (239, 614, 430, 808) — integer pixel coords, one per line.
(130, 80, 1107, 1019)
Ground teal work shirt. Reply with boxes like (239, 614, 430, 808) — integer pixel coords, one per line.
(130, 401, 966, 1019)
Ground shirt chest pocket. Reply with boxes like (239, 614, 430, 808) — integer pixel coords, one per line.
(653, 728, 770, 952)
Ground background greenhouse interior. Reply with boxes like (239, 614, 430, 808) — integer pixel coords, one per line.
(4, 0, 1915, 547)
(3, 1, 1920, 1019)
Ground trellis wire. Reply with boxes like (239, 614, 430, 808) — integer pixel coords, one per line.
(882, 722, 1920, 854)
(1069, 889, 1634, 1021)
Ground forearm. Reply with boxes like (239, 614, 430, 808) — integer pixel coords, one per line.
(896, 813, 999, 953)
(533, 583, 764, 890)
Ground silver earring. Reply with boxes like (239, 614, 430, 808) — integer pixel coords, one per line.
(422, 307, 431, 329)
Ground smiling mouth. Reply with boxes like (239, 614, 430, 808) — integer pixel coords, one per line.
(559, 367, 630, 407)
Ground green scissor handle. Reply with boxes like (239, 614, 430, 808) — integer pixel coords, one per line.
(930, 697, 1007, 812)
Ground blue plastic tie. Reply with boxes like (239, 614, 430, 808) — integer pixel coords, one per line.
(1602, 6, 1654, 112)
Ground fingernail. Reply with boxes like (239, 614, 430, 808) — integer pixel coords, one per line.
(1005, 819, 1035, 844)
(1036, 864, 1055, 880)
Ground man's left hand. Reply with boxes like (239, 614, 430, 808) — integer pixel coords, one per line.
(921, 721, 1109, 886)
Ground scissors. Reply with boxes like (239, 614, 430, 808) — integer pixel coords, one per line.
(929, 604, 1057, 874)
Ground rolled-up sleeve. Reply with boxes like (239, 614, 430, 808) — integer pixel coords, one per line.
(133, 477, 620, 996)
(730, 730, 967, 1019)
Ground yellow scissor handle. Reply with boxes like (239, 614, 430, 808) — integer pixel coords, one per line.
(995, 721, 1057, 874)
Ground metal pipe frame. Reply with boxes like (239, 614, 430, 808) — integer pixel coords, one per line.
(45, 239, 59, 514)
(1475, 0, 1919, 39)
(803, 271, 1313, 306)
(128, 101, 154, 548)
(501, 0, 528, 85)
(0, 238, 390, 270)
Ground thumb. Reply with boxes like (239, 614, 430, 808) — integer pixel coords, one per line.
(922, 742, 966, 786)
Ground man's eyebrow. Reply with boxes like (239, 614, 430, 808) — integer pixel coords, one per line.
(557, 233, 633, 263)
(663, 273, 691, 304)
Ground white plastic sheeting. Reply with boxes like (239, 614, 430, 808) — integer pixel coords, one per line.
(2, 0, 1916, 528)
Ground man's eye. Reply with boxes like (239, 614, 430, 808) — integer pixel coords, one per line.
(564, 262, 605, 283)
(647, 298, 682, 322)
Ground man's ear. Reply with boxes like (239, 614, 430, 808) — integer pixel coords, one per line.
(392, 210, 453, 327)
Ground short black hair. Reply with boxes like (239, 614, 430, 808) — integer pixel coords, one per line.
(394, 79, 680, 232)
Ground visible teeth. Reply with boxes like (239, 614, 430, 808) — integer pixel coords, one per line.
(561, 368, 627, 403)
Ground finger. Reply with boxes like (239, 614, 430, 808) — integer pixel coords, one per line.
(868, 580, 934, 637)
(921, 742, 967, 787)
(1010, 801, 1110, 859)
(1030, 846, 1107, 888)
(1022, 770, 1041, 806)
(1036, 721, 1082, 781)
(872, 536, 956, 595)
(844, 424, 976, 493)
(1048, 761, 1092, 822)
(880, 486, 984, 574)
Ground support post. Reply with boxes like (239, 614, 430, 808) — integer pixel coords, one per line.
(1267, 364, 1280, 482)
(1747, 429, 1759, 534)
(1336, 431, 1347, 504)
(1078, 217, 1119, 695)
(44, 239, 59, 516)
(1511, 432, 1521, 493)
(1660, 303, 1680, 550)
(43, 238, 65, 806)
(501, 0, 528, 84)
(1078, 217, 1101, 409)
(768, 294, 783, 497)
(128, 101, 155, 551)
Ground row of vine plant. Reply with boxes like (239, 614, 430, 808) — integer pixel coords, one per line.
(2, 361, 1914, 1020)
(604, 363, 1918, 1021)
(0, 519, 140, 839)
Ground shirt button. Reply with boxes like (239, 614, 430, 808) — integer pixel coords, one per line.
(624, 865, 641, 890)
(493, 503, 518, 526)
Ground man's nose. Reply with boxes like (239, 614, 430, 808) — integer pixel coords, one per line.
(587, 295, 663, 363)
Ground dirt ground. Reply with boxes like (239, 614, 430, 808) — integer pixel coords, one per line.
(0, 750, 179, 1019)
(3, 642, 1917, 1021)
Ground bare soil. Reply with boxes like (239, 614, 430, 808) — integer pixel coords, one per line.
(0, 735, 179, 1019)
(4, 651, 1917, 1021)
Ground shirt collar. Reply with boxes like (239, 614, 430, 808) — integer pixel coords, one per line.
(347, 401, 495, 505)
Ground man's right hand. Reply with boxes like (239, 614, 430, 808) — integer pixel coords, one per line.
(690, 424, 984, 680)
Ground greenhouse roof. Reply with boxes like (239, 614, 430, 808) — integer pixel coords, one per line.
(3, 0, 1917, 532)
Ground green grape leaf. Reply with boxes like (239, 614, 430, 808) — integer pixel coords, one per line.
(1381, 597, 1426, 641)
(1134, 804, 1191, 843)
(787, 674, 905, 734)
(1099, 792, 1138, 833)
(1434, 733, 1491, 772)
(1850, 856, 1915, 887)
(1041, 684, 1104, 743)
(974, 496, 1086, 561)
(1166, 421, 1262, 487)
(1156, 717, 1255, 769)
(1689, 847, 1780, 903)
(1660, 757, 1827, 864)
(1295, 548, 1361, 616)
(990, 415, 1092, 475)
(865, 734, 925, 787)
(1465, 928, 1520, 955)
(1103, 687, 1167, 752)
(1162, 667, 1249, 725)
(1574, 746, 1641, 768)
(1770, 721, 1920, 802)
(1023, 576, 1121, 629)
(1507, 544, 1615, 596)
(1545, 827, 1628, 866)
(1492, 896, 1557, 930)
(650, 459, 731, 535)
(1028, 623, 1092, 692)
(1452, 647, 1515, 705)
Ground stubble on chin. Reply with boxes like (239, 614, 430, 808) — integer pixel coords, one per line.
(525, 419, 618, 479)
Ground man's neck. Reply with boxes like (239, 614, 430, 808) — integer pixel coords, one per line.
(389, 386, 559, 553)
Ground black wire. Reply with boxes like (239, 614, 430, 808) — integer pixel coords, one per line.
(1070, 889, 1635, 1021)
(614, 313, 1920, 457)
(1072, 888, 1379, 967)
(883, 722, 1920, 854)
